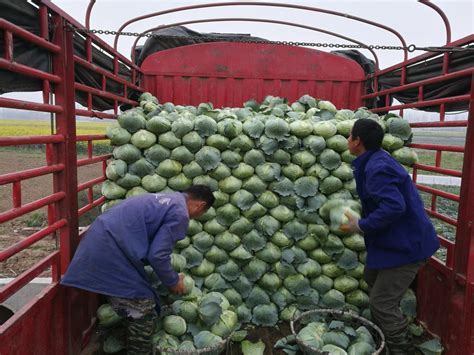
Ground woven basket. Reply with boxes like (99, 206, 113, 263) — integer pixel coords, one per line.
(154, 334, 231, 355)
(290, 309, 385, 355)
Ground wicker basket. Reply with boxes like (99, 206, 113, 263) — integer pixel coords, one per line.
(290, 309, 385, 355)
(154, 335, 231, 355)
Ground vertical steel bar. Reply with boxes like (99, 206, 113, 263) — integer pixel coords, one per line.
(439, 103, 446, 122)
(431, 149, 442, 211)
(51, 15, 81, 354)
(452, 73, 474, 353)
(47, 203, 55, 226)
(45, 143, 53, 165)
(4, 30, 13, 61)
(39, 4, 50, 105)
(12, 181, 21, 208)
(418, 86, 424, 102)
(87, 140, 93, 158)
(113, 55, 118, 75)
(51, 15, 79, 274)
(412, 166, 418, 183)
(87, 187, 93, 206)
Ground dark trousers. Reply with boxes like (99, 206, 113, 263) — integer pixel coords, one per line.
(364, 261, 424, 339)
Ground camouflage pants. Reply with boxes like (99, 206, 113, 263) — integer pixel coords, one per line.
(108, 297, 157, 355)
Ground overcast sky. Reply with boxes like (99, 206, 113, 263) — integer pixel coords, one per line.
(53, 0, 473, 69)
(2, 0, 472, 118)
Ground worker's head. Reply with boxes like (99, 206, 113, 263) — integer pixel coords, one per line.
(348, 118, 384, 156)
(184, 185, 215, 219)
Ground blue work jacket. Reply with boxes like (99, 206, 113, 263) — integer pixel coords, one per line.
(352, 149, 439, 269)
(61, 192, 189, 302)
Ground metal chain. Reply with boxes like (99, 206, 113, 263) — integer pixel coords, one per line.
(67, 25, 474, 53)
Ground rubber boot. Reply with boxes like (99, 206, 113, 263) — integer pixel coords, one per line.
(385, 329, 416, 355)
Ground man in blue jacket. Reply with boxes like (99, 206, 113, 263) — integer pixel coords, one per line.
(341, 119, 439, 354)
(61, 185, 214, 355)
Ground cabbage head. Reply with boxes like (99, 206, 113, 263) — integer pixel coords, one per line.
(155, 159, 182, 179)
(392, 147, 418, 166)
(326, 134, 348, 153)
(252, 303, 279, 326)
(183, 161, 204, 179)
(211, 310, 238, 338)
(218, 118, 243, 138)
(131, 129, 156, 149)
(382, 133, 404, 152)
(194, 331, 223, 349)
(388, 117, 412, 141)
(158, 131, 181, 149)
(195, 146, 222, 171)
(318, 149, 342, 170)
(97, 304, 121, 327)
(321, 344, 348, 355)
(194, 115, 217, 137)
(265, 117, 290, 141)
(348, 342, 375, 355)
(313, 121, 337, 138)
(101, 181, 127, 199)
(117, 109, 146, 133)
(290, 120, 313, 138)
(255, 163, 281, 182)
(163, 315, 186, 336)
(146, 116, 171, 134)
(106, 124, 131, 145)
(105, 159, 127, 181)
(113, 144, 142, 163)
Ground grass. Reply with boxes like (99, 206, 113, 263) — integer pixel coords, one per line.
(418, 185, 460, 263)
(0, 119, 113, 155)
(410, 149, 464, 176)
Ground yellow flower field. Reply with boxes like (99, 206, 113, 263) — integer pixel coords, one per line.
(0, 119, 111, 137)
(0, 119, 114, 153)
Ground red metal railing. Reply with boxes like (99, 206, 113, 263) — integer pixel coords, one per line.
(366, 34, 473, 354)
(0, 1, 141, 354)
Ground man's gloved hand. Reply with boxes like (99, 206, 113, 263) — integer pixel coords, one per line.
(169, 273, 186, 295)
(340, 211, 363, 234)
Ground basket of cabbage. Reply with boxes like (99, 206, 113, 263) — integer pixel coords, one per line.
(153, 293, 236, 355)
(290, 308, 385, 355)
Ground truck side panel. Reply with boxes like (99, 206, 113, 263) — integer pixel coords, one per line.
(141, 42, 366, 109)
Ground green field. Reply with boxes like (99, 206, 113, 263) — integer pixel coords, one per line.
(412, 149, 464, 174)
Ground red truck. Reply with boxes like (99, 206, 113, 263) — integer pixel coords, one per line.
(0, 1, 473, 354)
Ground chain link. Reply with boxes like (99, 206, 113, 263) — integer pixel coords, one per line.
(66, 25, 474, 53)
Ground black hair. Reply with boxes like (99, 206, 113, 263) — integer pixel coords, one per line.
(184, 185, 215, 208)
(351, 119, 384, 150)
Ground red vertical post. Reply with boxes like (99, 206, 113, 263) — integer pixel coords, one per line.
(39, 4, 50, 105)
(51, 16, 78, 275)
(451, 73, 474, 353)
(12, 181, 21, 208)
(51, 15, 81, 355)
(4, 31, 13, 61)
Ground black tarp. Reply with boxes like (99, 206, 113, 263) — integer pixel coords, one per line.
(1, 1, 471, 112)
(0, 0, 139, 111)
(0, 0, 50, 94)
(135, 25, 266, 67)
(377, 48, 473, 112)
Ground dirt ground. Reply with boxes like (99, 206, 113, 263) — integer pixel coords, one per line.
(0, 149, 104, 277)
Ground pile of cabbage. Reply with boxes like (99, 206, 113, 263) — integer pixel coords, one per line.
(297, 320, 377, 355)
(97, 274, 243, 352)
(101, 93, 418, 351)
